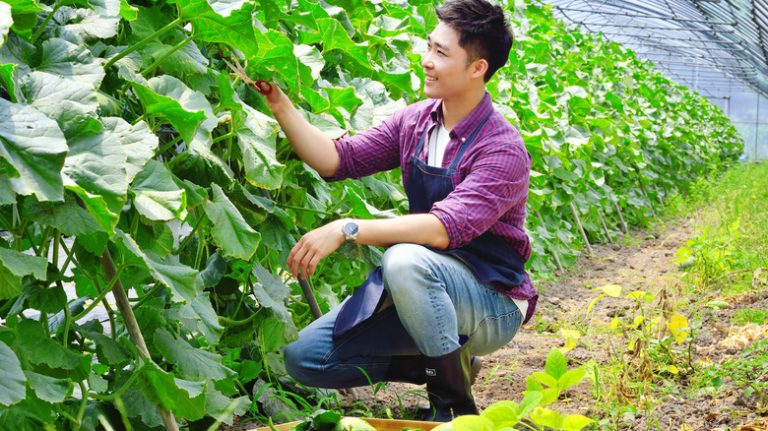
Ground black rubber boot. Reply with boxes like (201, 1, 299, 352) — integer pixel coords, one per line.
(383, 356, 427, 384)
(420, 346, 478, 422)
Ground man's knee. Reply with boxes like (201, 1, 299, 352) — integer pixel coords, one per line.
(382, 243, 433, 293)
(283, 340, 324, 387)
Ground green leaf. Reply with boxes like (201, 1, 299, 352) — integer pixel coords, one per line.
(24, 371, 70, 403)
(131, 160, 186, 221)
(115, 230, 200, 303)
(0, 2, 12, 48)
(0, 98, 68, 202)
(119, 0, 137, 21)
(131, 75, 214, 143)
(16, 320, 91, 379)
(37, 38, 105, 87)
(176, 0, 259, 58)
(481, 400, 522, 428)
(251, 262, 296, 341)
(0, 63, 18, 103)
(22, 193, 103, 236)
(451, 415, 494, 431)
(0, 340, 26, 407)
(136, 361, 207, 421)
(203, 184, 260, 261)
(545, 348, 568, 380)
(101, 117, 158, 184)
(175, 292, 224, 344)
(0, 248, 48, 299)
(237, 128, 284, 190)
(21, 71, 99, 137)
(54, 0, 121, 43)
(153, 328, 235, 381)
(561, 414, 595, 431)
(596, 283, 622, 297)
(557, 367, 586, 390)
(532, 371, 557, 388)
(530, 407, 563, 429)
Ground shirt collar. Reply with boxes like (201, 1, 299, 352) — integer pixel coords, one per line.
(428, 92, 493, 141)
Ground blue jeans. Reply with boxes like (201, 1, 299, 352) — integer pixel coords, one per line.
(283, 243, 523, 388)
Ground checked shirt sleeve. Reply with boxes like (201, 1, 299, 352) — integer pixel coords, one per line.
(430, 137, 531, 250)
(324, 109, 404, 182)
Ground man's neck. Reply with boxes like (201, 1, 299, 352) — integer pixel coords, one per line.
(440, 87, 486, 131)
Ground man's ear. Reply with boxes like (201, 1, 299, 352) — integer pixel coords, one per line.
(470, 58, 489, 79)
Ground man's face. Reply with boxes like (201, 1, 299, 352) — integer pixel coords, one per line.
(422, 22, 476, 100)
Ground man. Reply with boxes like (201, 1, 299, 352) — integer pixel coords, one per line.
(257, 0, 537, 421)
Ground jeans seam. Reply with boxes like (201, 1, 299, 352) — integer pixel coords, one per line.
(469, 308, 523, 340)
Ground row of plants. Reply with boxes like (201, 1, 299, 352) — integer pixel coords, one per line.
(0, 0, 742, 428)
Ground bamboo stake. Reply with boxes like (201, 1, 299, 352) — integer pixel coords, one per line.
(536, 211, 564, 271)
(613, 200, 629, 234)
(101, 249, 180, 431)
(598, 209, 613, 243)
(568, 202, 593, 255)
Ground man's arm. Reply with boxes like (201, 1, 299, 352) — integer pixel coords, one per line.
(286, 215, 449, 279)
(261, 83, 340, 177)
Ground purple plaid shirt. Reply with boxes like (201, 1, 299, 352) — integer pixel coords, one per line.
(328, 92, 537, 323)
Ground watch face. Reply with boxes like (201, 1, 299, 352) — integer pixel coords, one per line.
(343, 222, 359, 237)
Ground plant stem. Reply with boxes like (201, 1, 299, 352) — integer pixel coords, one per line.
(104, 17, 183, 70)
(76, 381, 88, 427)
(155, 134, 183, 157)
(72, 267, 125, 322)
(142, 35, 193, 77)
(31, 1, 63, 44)
(91, 363, 143, 401)
(100, 248, 180, 430)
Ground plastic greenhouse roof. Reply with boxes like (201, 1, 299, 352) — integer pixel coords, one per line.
(539, 0, 768, 98)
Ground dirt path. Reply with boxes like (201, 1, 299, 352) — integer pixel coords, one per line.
(338, 219, 768, 430)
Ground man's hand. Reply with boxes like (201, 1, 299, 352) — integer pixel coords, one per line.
(287, 219, 347, 279)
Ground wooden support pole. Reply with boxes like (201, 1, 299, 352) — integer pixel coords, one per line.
(598, 209, 613, 243)
(568, 202, 593, 255)
(536, 211, 564, 271)
(101, 249, 180, 431)
(613, 201, 629, 234)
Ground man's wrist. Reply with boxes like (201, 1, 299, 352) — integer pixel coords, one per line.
(340, 219, 359, 243)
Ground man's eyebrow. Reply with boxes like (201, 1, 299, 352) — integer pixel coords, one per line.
(427, 36, 450, 51)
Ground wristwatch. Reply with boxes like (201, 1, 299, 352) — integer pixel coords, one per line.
(342, 220, 359, 243)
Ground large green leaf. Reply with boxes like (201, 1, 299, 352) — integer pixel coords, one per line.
(37, 38, 105, 87)
(153, 329, 235, 381)
(101, 117, 158, 184)
(203, 184, 260, 261)
(53, 0, 121, 43)
(21, 71, 99, 137)
(24, 371, 70, 403)
(115, 230, 201, 303)
(131, 160, 186, 221)
(130, 75, 214, 143)
(136, 361, 207, 421)
(0, 247, 48, 299)
(15, 320, 91, 379)
(251, 262, 297, 341)
(22, 193, 103, 235)
(62, 122, 128, 202)
(0, 98, 68, 202)
(176, 0, 259, 58)
(0, 341, 25, 407)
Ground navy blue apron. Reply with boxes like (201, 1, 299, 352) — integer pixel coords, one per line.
(333, 114, 526, 340)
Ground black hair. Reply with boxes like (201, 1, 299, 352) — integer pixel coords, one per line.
(435, 0, 513, 82)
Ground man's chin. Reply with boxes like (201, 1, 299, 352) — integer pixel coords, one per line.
(423, 87, 441, 99)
